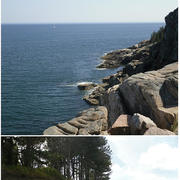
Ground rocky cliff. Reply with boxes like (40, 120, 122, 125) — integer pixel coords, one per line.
(44, 8, 178, 135)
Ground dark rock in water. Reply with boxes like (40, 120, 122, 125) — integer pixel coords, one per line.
(102, 72, 126, 87)
(77, 82, 97, 90)
(83, 96, 99, 105)
(122, 60, 144, 76)
(97, 40, 152, 69)
(83, 85, 106, 105)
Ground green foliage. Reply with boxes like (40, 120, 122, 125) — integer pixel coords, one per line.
(2, 165, 67, 180)
(1, 137, 18, 166)
(150, 26, 165, 43)
(46, 137, 112, 179)
(2, 137, 112, 180)
(16, 137, 46, 168)
(171, 118, 178, 133)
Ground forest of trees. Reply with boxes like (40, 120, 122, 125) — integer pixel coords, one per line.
(2, 137, 112, 180)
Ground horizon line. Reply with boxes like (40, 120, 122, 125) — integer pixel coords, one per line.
(2, 21, 165, 25)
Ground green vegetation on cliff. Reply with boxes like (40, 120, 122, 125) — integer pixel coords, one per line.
(150, 26, 165, 43)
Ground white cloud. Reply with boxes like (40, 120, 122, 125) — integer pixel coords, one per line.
(107, 137, 178, 180)
(123, 168, 177, 180)
(107, 136, 145, 166)
(110, 163, 124, 180)
(110, 163, 178, 180)
(139, 143, 179, 170)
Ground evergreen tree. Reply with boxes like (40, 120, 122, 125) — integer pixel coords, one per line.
(2, 137, 112, 180)
(2, 137, 18, 166)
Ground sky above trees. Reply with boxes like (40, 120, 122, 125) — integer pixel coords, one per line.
(2, 0, 178, 23)
(107, 136, 178, 180)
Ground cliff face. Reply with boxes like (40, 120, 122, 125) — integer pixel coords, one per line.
(99, 8, 178, 134)
(149, 8, 178, 69)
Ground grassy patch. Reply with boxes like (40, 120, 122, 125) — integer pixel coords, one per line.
(2, 165, 67, 180)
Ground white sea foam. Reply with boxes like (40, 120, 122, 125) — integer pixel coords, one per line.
(58, 81, 94, 87)
(76, 81, 93, 85)
(57, 83, 77, 87)
(95, 67, 107, 70)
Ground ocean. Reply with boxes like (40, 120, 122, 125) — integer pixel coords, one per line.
(2, 23, 164, 135)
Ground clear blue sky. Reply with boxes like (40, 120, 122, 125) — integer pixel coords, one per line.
(2, 0, 178, 23)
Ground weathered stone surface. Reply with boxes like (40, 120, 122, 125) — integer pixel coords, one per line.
(119, 62, 178, 131)
(129, 113, 157, 135)
(68, 118, 88, 128)
(144, 127, 176, 135)
(43, 126, 67, 135)
(100, 85, 125, 126)
(83, 85, 106, 105)
(78, 128, 90, 135)
(108, 114, 131, 135)
(107, 113, 176, 135)
(102, 71, 127, 88)
(43, 106, 108, 135)
(57, 123, 79, 135)
(97, 40, 152, 69)
(112, 114, 130, 128)
(77, 82, 97, 90)
(83, 96, 99, 105)
(83, 120, 102, 135)
(100, 131, 109, 135)
(123, 60, 144, 76)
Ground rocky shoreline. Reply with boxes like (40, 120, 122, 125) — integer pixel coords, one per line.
(43, 8, 178, 135)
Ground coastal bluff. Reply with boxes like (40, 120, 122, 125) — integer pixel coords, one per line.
(44, 8, 178, 135)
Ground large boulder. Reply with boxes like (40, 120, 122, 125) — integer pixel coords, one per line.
(43, 106, 108, 135)
(108, 113, 175, 135)
(43, 126, 69, 135)
(100, 85, 126, 126)
(108, 114, 131, 135)
(118, 62, 178, 131)
(129, 113, 157, 135)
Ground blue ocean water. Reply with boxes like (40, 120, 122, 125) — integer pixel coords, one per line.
(2, 23, 164, 135)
